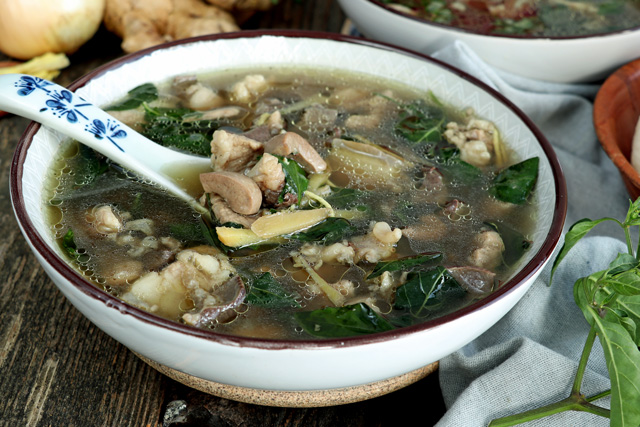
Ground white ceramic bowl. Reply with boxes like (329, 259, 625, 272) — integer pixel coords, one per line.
(10, 31, 566, 404)
(338, 0, 640, 83)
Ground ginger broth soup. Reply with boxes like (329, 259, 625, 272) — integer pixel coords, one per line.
(43, 64, 541, 341)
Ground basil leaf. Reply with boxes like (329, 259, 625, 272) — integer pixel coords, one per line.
(294, 303, 395, 338)
(576, 295, 640, 426)
(367, 253, 442, 280)
(107, 83, 158, 111)
(246, 273, 301, 309)
(394, 267, 464, 317)
(490, 157, 539, 205)
(550, 217, 618, 284)
(287, 217, 358, 245)
(609, 270, 640, 296)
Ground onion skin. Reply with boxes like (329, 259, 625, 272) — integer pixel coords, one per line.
(0, 0, 106, 60)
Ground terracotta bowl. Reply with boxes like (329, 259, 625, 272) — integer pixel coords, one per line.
(10, 30, 567, 407)
(594, 58, 640, 201)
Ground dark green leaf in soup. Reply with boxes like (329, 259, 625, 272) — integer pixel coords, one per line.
(106, 83, 158, 111)
(383, 95, 446, 144)
(490, 157, 539, 204)
(141, 105, 218, 156)
(394, 267, 465, 318)
(246, 272, 302, 309)
(294, 303, 395, 338)
(288, 217, 358, 245)
(61, 229, 81, 261)
(70, 145, 110, 191)
(325, 187, 369, 211)
(367, 252, 443, 280)
(275, 156, 308, 205)
(484, 221, 532, 267)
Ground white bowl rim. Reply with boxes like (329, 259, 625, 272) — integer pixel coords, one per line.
(366, 0, 640, 41)
(10, 29, 567, 351)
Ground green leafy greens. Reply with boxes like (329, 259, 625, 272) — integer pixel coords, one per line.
(246, 272, 301, 309)
(106, 83, 158, 111)
(490, 157, 539, 205)
(294, 303, 395, 338)
(490, 198, 640, 427)
(141, 104, 217, 156)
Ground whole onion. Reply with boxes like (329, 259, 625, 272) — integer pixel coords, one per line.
(0, 0, 106, 60)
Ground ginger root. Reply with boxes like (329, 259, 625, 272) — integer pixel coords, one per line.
(104, 0, 277, 53)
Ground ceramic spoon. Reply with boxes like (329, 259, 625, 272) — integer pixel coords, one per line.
(0, 73, 212, 214)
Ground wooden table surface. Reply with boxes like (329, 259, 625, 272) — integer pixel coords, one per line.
(0, 1, 446, 425)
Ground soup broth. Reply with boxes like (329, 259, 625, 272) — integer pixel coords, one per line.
(45, 67, 539, 340)
(383, 0, 640, 37)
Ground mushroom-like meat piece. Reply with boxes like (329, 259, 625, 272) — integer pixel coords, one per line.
(352, 221, 402, 263)
(264, 131, 327, 173)
(88, 205, 123, 234)
(210, 129, 263, 172)
(182, 276, 246, 327)
(468, 229, 505, 270)
(447, 266, 496, 295)
(200, 171, 263, 215)
(242, 110, 285, 143)
(208, 194, 257, 228)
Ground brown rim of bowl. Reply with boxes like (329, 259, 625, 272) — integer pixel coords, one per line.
(366, 0, 640, 41)
(594, 57, 640, 191)
(10, 29, 567, 351)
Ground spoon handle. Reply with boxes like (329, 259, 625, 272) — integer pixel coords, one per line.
(0, 73, 211, 207)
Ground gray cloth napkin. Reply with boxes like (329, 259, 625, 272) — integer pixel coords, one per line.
(430, 41, 633, 426)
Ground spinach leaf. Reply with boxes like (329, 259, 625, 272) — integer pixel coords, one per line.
(429, 145, 482, 184)
(394, 267, 464, 318)
(325, 187, 369, 210)
(107, 83, 158, 111)
(367, 252, 442, 280)
(141, 105, 218, 156)
(288, 217, 358, 245)
(246, 272, 301, 309)
(490, 157, 539, 205)
(384, 96, 446, 144)
(294, 303, 395, 338)
(484, 221, 531, 267)
(61, 229, 89, 263)
(275, 156, 308, 205)
(62, 229, 79, 260)
(72, 144, 110, 190)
